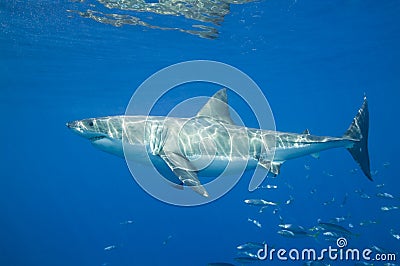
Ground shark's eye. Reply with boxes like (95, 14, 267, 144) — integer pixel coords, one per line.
(88, 121, 94, 127)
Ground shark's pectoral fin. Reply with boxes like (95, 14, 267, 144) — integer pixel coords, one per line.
(159, 152, 209, 197)
(175, 168, 209, 197)
(258, 159, 282, 176)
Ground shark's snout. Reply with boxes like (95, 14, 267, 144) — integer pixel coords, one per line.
(66, 121, 76, 129)
(66, 120, 85, 135)
(66, 118, 107, 141)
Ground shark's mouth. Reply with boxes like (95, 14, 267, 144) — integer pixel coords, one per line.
(89, 136, 106, 142)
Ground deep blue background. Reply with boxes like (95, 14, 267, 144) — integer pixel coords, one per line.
(1, 1, 399, 265)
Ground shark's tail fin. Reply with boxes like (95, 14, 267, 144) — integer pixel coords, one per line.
(343, 96, 372, 180)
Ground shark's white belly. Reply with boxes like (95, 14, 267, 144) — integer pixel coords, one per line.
(91, 138, 124, 157)
(91, 138, 258, 176)
(189, 155, 258, 176)
(91, 137, 353, 178)
(91, 138, 150, 165)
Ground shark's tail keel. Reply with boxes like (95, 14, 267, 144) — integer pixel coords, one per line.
(343, 96, 372, 180)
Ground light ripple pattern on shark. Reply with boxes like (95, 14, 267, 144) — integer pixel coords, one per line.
(67, 88, 372, 197)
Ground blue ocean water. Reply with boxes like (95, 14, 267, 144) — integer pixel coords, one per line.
(1, 0, 400, 265)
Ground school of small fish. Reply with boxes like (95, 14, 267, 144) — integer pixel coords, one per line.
(99, 161, 398, 266)
(226, 161, 399, 265)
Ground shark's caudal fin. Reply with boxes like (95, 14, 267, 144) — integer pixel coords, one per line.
(343, 96, 372, 181)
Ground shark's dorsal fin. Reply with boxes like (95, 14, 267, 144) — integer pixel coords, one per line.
(196, 88, 235, 125)
(302, 129, 310, 135)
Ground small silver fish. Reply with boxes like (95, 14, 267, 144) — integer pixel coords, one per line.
(359, 220, 378, 226)
(258, 206, 267, 213)
(323, 197, 335, 206)
(236, 242, 264, 250)
(340, 193, 348, 207)
(237, 251, 258, 259)
(285, 196, 294, 205)
(390, 229, 400, 240)
(370, 245, 393, 254)
(309, 225, 324, 232)
(329, 216, 347, 223)
(277, 229, 295, 237)
(350, 168, 359, 174)
(248, 218, 262, 228)
(323, 170, 334, 177)
(278, 229, 316, 238)
(381, 206, 399, 211)
(377, 192, 395, 199)
(163, 235, 173, 245)
(244, 199, 278, 206)
(104, 245, 116, 251)
(318, 222, 354, 236)
(323, 231, 339, 237)
(278, 223, 306, 232)
(120, 220, 134, 225)
(257, 184, 278, 189)
(360, 193, 371, 199)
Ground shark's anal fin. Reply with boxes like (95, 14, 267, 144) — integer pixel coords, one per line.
(160, 152, 209, 197)
(258, 159, 282, 176)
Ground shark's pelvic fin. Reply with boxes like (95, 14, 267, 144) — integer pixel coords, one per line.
(343, 96, 372, 180)
(160, 151, 209, 197)
(270, 162, 281, 176)
(258, 159, 282, 176)
(196, 88, 235, 125)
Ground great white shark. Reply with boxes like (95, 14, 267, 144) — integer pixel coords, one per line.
(67, 89, 371, 197)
